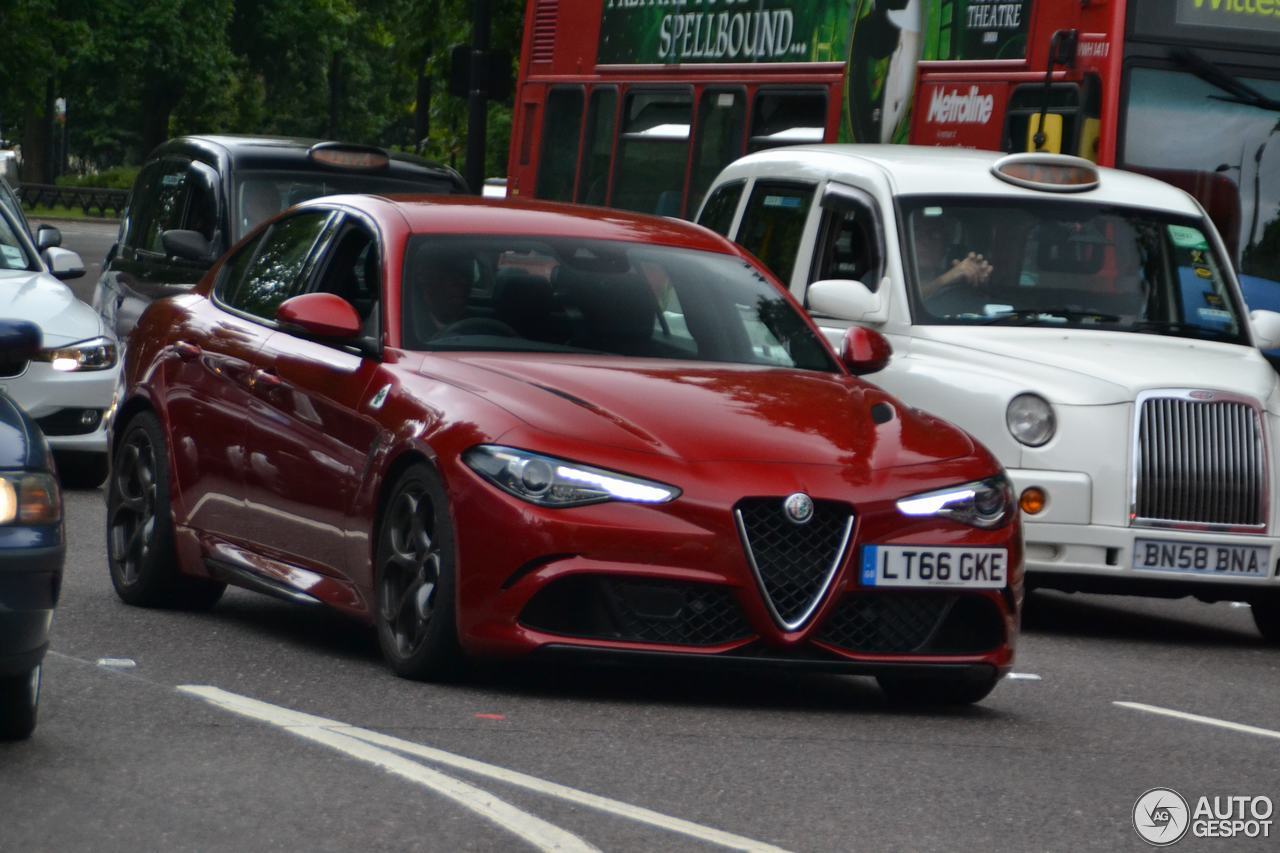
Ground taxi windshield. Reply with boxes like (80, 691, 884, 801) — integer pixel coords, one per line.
(902, 197, 1249, 345)
(400, 235, 836, 372)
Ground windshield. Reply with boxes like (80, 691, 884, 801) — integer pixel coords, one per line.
(234, 169, 455, 239)
(1122, 66, 1280, 292)
(0, 206, 34, 273)
(902, 197, 1248, 345)
(400, 236, 837, 372)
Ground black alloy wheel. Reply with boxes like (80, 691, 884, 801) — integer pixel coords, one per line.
(375, 465, 463, 681)
(0, 664, 40, 740)
(106, 411, 224, 609)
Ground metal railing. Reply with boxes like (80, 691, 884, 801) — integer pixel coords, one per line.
(16, 183, 128, 217)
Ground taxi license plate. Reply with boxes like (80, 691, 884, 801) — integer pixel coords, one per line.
(1132, 538, 1271, 578)
(860, 545, 1008, 589)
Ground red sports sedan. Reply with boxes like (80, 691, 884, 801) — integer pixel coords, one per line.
(107, 196, 1021, 704)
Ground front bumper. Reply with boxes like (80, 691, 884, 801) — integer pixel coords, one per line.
(0, 360, 120, 454)
(0, 531, 64, 677)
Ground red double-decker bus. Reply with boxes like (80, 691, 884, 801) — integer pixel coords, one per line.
(508, 0, 1280, 297)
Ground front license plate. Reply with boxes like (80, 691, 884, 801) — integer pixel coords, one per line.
(1132, 538, 1271, 578)
(860, 546, 1008, 589)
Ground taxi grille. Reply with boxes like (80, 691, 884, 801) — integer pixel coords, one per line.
(817, 594, 1004, 655)
(1134, 395, 1266, 528)
(735, 498, 853, 630)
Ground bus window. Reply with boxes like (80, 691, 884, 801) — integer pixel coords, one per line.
(536, 86, 585, 202)
(736, 181, 816, 284)
(748, 91, 827, 153)
(688, 89, 746, 217)
(612, 90, 693, 216)
(696, 180, 745, 237)
(577, 87, 617, 206)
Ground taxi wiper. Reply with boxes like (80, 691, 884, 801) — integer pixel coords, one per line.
(982, 308, 1120, 326)
(1170, 48, 1280, 113)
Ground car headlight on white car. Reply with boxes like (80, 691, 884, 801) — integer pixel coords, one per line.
(34, 336, 118, 372)
(1006, 393, 1055, 447)
(896, 476, 1014, 529)
(464, 445, 680, 507)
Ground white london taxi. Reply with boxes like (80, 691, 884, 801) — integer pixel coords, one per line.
(697, 145, 1280, 641)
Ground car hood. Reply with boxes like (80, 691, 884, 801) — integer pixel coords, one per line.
(421, 354, 975, 467)
(910, 326, 1278, 406)
(0, 270, 103, 347)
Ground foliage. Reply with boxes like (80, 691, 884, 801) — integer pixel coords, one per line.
(0, 0, 522, 182)
(55, 165, 140, 190)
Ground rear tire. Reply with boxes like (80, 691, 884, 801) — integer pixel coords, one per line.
(1251, 596, 1280, 645)
(55, 451, 109, 490)
(106, 411, 224, 610)
(877, 671, 1001, 706)
(0, 665, 41, 740)
(374, 464, 465, 681)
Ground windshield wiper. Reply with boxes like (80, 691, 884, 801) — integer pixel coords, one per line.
(1130, 319, 1238, 341)
(1170, 48, 1280, 113)
(981, 308, 1120, 326)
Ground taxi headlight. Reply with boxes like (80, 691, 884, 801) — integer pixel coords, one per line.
(0, 473, 61, 525)
(1006, 393, 1055, 447)
(35, 336, 117, 372)
(463, 445, 680, 507)
(896, 475, 1014, 529)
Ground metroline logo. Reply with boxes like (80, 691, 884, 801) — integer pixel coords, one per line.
(925, 86, 995, 125)
(1189, 0, 1278, 17)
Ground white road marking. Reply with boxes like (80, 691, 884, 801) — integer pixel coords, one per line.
(1007, 673, 1041, 681)
(180, 686, 790, 853)
(1114, 701, 1280, 741)
(96, 658, 137, 668)
(179, 686, 598, 853)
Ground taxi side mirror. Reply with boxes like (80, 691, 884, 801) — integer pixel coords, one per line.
(1250, 309, 1280, 350)
(807, 279, 881, 323)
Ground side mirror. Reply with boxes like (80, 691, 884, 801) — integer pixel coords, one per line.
(840, 326, 892, 375)
(161, 229, 215, 264)
(0, 320, 42, 359)
(42, 247, 85, 281)
(35, 224, 62, 251)
(1251, 309, 1280, 350)
(807, 279, 881, 323)
(277, 293, 361, 340)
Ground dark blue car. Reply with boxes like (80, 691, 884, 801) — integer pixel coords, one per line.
(0, 320, 64, 739)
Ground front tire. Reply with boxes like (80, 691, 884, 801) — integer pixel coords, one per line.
(0, 665, 41, 740)
(877, 670, 1001, 706)
(107, 411, 224, 610)
(374, 465, 464, 681)
(1252, 596, 1280, 644)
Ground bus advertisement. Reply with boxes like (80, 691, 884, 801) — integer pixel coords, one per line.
(508, 0, 1280, 300)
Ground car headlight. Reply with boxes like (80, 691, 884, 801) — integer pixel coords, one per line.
(463, 445, 680, 507)
(0, 473, 61, 525)
(896, 476, 1014, 529)
(35, 336, 118, 372)
(1006, 393, 1055, 447)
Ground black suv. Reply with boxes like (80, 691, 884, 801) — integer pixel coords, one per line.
(92, 135, 466, 341)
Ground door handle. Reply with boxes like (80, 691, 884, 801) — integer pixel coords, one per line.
(174, 341, 201, 361)
(252, 368, 283, 391)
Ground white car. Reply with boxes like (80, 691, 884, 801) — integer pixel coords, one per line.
(697, 145, 1280, 641)
(0, 205, 119, 488)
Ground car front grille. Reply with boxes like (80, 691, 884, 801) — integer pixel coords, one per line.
(519, 576, 754, 647)
(735, 497, 854, 630)
(816, 593, 1005, 655)
(1134, 394, 1267, 528)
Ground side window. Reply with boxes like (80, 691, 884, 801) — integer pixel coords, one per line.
(735, 182, 815, 284)
(536, 86, 584, 202)
(121, 164, 160, 250)
(312, 221, 381, 338)
(612, 89, 693, 216)
(688, 89, 745, 216)
(695, 181, 744, 237)
(748, 90, 827, 153)
(137, 161, 190, 255)
(224, 212, 331, 320)
(576, 87, 617, 206)
(215, 232, 265, 303)
(812, 185, 885, 291)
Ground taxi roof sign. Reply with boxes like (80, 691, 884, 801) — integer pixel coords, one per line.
(992, 153, 1100, 193)
(308, 142, 390, 171)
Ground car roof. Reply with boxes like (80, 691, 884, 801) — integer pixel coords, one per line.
(306, 195, 741, 254)
(150, 135, 466, 190)
(716, 144, 1204, 216)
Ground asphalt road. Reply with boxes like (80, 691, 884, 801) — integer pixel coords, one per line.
(6, 222, 1277, 852)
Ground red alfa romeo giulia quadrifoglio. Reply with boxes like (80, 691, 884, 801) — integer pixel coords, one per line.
(107, 196, 1021, 703)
